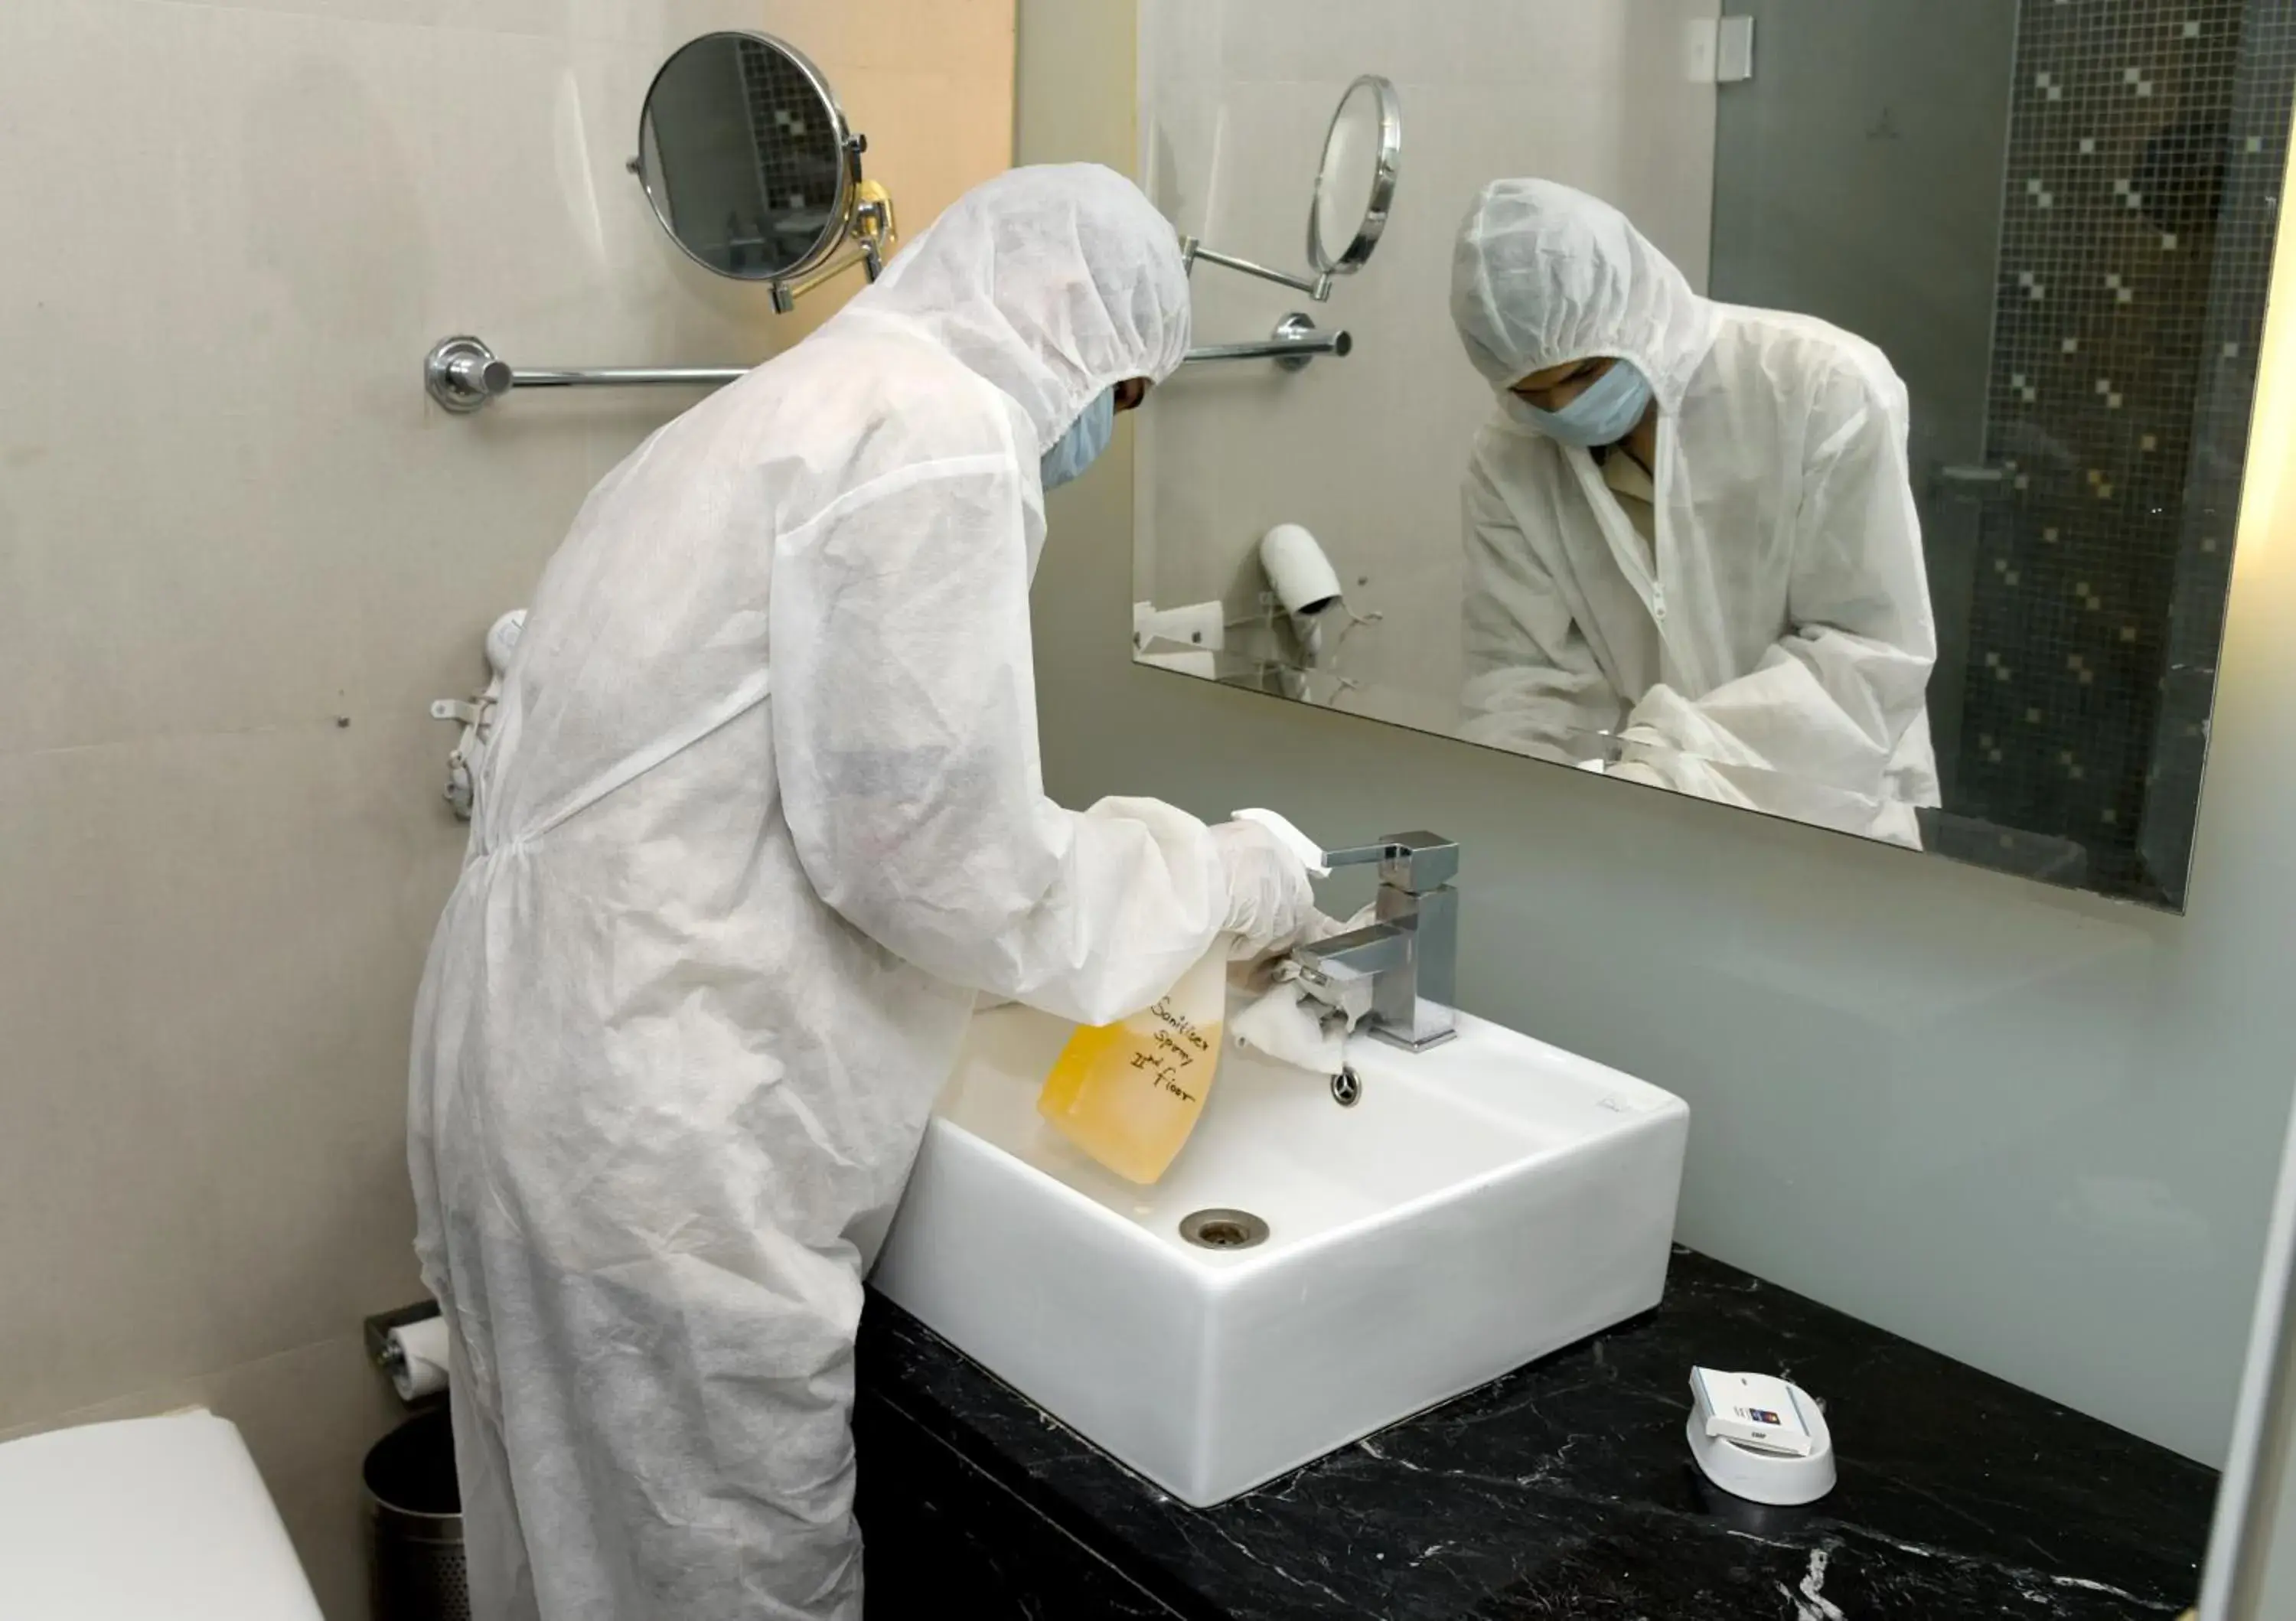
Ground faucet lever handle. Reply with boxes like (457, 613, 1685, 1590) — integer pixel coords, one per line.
(1322, 831, 1458, 893)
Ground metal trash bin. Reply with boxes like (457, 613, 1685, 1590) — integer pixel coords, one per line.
(364, 1407, 467, 1621)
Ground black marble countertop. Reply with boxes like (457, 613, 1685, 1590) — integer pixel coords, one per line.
(856, 1248, 2216, 1619)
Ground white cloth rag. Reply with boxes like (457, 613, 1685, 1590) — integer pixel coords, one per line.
(1229, 905, 1377, 1073)
(1231, 967, 1355, 1074)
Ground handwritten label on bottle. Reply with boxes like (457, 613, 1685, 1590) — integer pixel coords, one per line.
(1115, 997, 1212, 1103)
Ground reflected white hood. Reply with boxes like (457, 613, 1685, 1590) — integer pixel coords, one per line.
(1450, 178, 1718, 408)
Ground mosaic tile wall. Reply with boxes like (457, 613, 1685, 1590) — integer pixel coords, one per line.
(1953, 0, 2293, 907)
(735, 37, 844, 269)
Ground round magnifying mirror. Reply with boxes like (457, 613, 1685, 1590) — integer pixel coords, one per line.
(636, 31, 853, 282)
(1306, 74, 1401, 279)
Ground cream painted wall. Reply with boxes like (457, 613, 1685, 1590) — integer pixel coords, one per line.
(0, 2, 1012, 1614)
(1021, 0, 2296, 1469)
(1133, 0, 1719, 722)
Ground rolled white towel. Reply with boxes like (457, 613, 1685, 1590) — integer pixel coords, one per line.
(1231, 974, 1353, 1075)
(1229, 902, 1376, 1074)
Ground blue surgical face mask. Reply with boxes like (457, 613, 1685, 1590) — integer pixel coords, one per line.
(1502, 360, 1654, 448)
(1040, 388, 1117, 490)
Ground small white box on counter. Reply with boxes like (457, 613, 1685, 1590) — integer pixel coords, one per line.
(1691, 1368, 1815, 1457)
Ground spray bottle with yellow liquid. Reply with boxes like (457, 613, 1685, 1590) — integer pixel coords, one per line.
(1035, 811, 1329, 1183)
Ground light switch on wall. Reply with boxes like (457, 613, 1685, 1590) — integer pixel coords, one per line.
(1717, 15, 1756, 85)
(1686, 15, 1755, 85)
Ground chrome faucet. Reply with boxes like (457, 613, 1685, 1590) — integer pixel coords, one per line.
(1290, 832, 1459, 1052)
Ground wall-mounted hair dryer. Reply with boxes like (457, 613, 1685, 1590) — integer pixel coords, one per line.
(1259, 523, 1345, 669)
(1260, 523, 1344, 618)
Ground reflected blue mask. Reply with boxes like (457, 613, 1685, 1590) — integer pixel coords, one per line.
(1503, 360, 1654, 448)
(1040, 388, 1117, 490)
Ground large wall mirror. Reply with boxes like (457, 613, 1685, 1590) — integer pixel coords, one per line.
(1133, 1, 2293, 910)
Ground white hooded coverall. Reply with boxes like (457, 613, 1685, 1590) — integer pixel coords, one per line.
(1451, 179, 1939, 845)
(407, 165, 1257, 1619)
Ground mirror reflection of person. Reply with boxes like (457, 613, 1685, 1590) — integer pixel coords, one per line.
(1451, 179, 1938, 846)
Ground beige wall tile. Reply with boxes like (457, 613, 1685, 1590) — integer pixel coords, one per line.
(0, 726, 428, 1426)
(1, 0, 1016, 1610)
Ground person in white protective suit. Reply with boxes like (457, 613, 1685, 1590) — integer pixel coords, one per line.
(1451, 178, 1939, 846)
(406, 165, 1322, 1621)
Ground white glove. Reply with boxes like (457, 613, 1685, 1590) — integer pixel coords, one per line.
(1304, 903, 1376, 942)
(1209, 818, 1319, 958)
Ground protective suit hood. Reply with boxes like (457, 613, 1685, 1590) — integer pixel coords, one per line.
(1450, 178, 1718, 410)
(840, 163, 1192, 455)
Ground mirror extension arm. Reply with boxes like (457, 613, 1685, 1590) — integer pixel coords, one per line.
(1180, 235, 1336, 302)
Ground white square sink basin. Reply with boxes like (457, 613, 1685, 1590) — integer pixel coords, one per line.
(872, 1002, 1689, 1507)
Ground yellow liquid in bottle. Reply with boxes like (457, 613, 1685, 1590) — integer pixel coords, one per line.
(1036, 953, 1225, 1184)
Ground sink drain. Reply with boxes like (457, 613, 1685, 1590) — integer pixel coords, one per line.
(1179, 1208, 1270, 1251)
